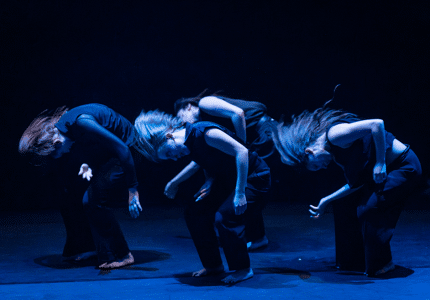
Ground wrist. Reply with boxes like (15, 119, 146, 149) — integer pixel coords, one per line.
(235, 189, 246, 196)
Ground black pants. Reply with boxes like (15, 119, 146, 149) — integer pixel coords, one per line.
(333, 148, 422, 275)
(184, 162, 271, 271)
(82, 158, 130, 264)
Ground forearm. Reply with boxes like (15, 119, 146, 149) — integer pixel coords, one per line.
(170, 161, 200, 185)
(320, 184, 358, 206)
(371, 120, 386, 165)
(235, 149, 248, 194)
(231, 111, 246, 143)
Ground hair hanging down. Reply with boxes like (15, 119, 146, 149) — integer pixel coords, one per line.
(272, 92, 358, 167)
(134, 110, 182, 162)
(19, 106, 68, 157)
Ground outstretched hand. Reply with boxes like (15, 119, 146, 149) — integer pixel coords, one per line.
(78, 164, 93, 181)
(234, 193, 247, 215)
(128, 190, 142, 218)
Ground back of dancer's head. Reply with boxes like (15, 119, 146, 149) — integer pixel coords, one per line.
(134, 110, 182, 162)
(173, 89, 210, 114)
(19, 107, 68, 157)
(272, 103, 357, 167)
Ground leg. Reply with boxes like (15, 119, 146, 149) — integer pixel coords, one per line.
(184, 199, 224, 273)
(245, 167, 271, 251)
(55, 158, 96, 259)
(215, 191, 250, 272)
(332, 193, 366, 272)
(82, 159, 132, 268)
(358, 149, 421, 276)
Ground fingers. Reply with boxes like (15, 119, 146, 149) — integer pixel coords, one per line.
(129, 205, 139, 218)
(195, 192, 207, 202)
(234, 203, 247, 215)
(129, 197, 142, 218)
(374, 172, 387, 183)
(309, 205, 321, 219)
(193, 189, 206, 199)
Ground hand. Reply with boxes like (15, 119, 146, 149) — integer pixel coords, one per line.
(128, 190, 142, 218)
(164, 181, 179, 199)
(233, 193, 247, 215)
(373, 162, 387, 184)
(309, 201, 327, 219)
(78, 164, 93, 181)
(194, 178, 214, 202)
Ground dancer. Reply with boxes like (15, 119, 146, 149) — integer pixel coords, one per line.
(174, 91, 276, 158)
(19, 103, 142, 269)
(173, 91, 276, 250)
(272, 101, 422, 277)
(134, 111, 271, 283)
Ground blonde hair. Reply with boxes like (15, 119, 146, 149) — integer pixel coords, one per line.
(134, 110, 182, 162)
(19, 106, 68, 156)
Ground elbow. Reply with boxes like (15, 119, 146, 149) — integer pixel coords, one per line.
(238, 147, 248, 160)
(371, 119, 385, 133)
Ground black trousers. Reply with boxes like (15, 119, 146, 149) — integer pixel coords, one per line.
(82, 158, 130, 264)
(184, 163, 271, 271)
(333, 148, 422, 275)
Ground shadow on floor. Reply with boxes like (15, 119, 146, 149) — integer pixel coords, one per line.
(34, 250, 171, 270)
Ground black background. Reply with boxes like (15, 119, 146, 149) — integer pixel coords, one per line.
(1, 0, 429, 210)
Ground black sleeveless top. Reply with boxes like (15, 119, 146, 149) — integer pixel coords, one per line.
(184, 121, 261, 181)
(326, 119, 395, 188)
(55, 103, 138, 189)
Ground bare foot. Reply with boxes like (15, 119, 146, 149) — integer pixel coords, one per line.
(98, 252, 134, 269)
(374, 261, 395, 276)
(192, 265, 224, 277)
(221, 268, 254, 284)
(247, 236, 269, 251)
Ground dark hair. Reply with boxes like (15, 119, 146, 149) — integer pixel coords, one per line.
(19, 107, 68, 157)
(273, 101, 357, 167)
(173, 89, 211, 114)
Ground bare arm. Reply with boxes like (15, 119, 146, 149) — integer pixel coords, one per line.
(204, 128, 248, 214)
(164, 161, 200, 199)
(199, 96, 247, 143)
(75, 115, 142, 218)
(309, 184, 361, 218)
(328, 119, 387, 183)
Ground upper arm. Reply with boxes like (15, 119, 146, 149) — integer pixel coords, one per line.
(75, 115, 129, 154)
(328, 119, 384, 148)
(199, 96, 244, 119)
(204, 128, 248, 156)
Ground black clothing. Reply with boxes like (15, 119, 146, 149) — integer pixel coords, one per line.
(55, 103, 138, 190)
(199, 97, 267, 132)
(199, 96, 275, 158)
(55, 104, 138, 263)
(327, 119, 395, 189)
(183, 122, 271, 271)
(326, 121, 422, 275)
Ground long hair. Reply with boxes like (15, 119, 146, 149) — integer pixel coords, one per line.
(19, 106, 68, 157)
(134, 110, 182, 162)
(173, 89, 209, 114)
(273, 101, 357, 167)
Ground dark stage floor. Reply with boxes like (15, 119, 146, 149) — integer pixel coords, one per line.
(0, 200, 429, 299)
